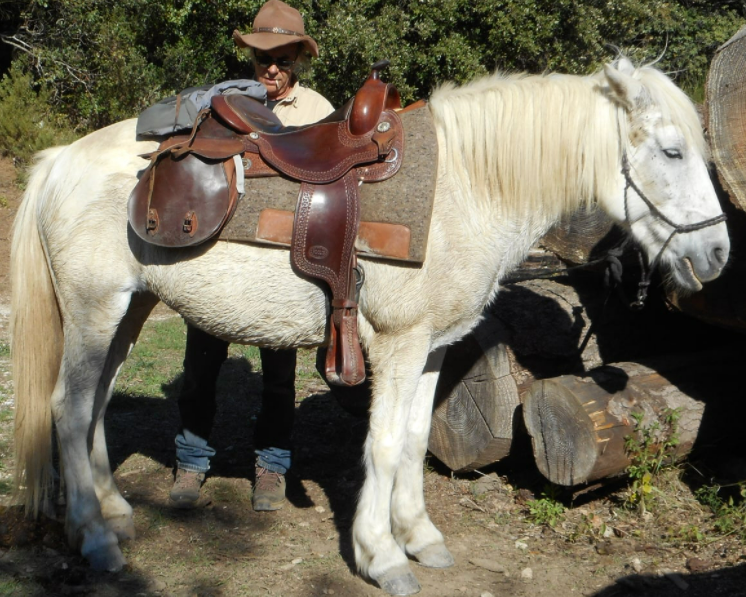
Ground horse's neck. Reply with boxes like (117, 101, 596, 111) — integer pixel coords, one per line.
(431, 168, 557, 308)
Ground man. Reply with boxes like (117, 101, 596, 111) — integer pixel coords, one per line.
(170, 0, 333, 512)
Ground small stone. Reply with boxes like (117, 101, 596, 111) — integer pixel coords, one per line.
(630, 557, 643, 573)
(481, 593, 495, 597)
(315, 506, 326, 513)
(520, 567, 533, 580)
(596, 540, 615, 555)
(298, 522, 310, 527)
(515, 540, 528, 550)
(686, 557, 711, 573)
(291, 558, 303, 565)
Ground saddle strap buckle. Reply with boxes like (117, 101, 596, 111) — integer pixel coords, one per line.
(146, 208, 159, 234)
(182, 211, 198, 236)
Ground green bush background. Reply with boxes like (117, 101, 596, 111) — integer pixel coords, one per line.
(0, 0, 744, 163)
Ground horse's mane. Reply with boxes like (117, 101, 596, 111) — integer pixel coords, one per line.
(428, 58, 705, 217)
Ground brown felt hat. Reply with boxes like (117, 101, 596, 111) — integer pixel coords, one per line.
(233, 0, 319, 58)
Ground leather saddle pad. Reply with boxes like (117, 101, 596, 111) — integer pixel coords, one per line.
(219, 105, 437, 264)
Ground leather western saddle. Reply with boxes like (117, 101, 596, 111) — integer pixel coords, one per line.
(129, 61, 404, 387)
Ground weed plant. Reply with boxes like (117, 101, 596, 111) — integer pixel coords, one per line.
(527, 486, 566, 528)
(695, 483, 746, 541)
(624, 408, 681, 513)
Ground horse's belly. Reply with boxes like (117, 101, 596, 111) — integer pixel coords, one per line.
(144, 241, 329, 347)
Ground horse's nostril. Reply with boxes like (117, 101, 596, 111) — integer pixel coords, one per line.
(713, 247, 727, 267)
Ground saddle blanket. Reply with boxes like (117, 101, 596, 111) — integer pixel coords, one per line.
(218, 105, 437, 264)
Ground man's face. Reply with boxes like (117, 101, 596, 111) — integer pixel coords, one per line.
(253, 43, 300, 100)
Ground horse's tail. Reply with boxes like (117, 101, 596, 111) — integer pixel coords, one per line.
(10, 147, 66, 517)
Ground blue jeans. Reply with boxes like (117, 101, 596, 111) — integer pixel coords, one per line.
(175, 324, 296, 475)
(175, 431, 291, 475)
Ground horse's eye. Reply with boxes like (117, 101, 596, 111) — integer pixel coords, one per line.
(663, 148, 683, 159)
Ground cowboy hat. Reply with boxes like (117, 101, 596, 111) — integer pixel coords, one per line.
(233, 0, 319, 58)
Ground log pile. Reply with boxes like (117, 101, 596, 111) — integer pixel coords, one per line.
(428, 254, 744, 484)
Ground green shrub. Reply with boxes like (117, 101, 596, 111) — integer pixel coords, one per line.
(2, 0, 744, 132)
(0, 60, 77, 166)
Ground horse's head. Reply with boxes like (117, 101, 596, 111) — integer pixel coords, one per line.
(602, 58, 729, 294)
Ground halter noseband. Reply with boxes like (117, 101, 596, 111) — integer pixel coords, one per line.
(621, 152, 727, 309)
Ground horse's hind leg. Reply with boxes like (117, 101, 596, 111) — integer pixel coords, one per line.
(53, 335, 124, 571)
(391, 347, 454, 569)
(54, 292, 152, 571)
(90, 292, 159, 542)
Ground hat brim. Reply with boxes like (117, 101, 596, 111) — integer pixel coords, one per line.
(233, 30, 319, 58)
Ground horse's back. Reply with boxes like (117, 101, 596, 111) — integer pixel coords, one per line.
(31, 120, 157, 300)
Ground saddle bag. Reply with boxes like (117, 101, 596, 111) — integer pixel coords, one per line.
(128, 114, 245, 247)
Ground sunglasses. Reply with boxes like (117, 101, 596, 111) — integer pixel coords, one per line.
(254, 54, 297, 70)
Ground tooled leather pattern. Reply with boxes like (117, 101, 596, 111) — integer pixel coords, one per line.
(291, 172, 359, 298)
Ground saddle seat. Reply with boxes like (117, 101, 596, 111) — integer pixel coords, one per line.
(212, 59, 402, 184)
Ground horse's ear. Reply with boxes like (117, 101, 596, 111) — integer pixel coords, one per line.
(612, 57, 636, 75)
(603, 63, 644, 111)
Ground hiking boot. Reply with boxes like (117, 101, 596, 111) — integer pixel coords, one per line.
(252, 466, 286, 511)
(169, 468, 205, 509)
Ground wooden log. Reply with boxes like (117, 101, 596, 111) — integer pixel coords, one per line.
(428, 318, 520, 472)
(523, 359, 710, 486)
(706, 26, 746, 213)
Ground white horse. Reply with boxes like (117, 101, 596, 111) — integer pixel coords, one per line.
(11, 57, 728, 595)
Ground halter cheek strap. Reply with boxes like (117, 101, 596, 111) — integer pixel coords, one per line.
(621, 152, 727, 309)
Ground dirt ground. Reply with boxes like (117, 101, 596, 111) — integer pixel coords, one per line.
(0, 155, 745, 597)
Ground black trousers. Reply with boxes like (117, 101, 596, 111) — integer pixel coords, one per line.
(177, 323, 297, 453)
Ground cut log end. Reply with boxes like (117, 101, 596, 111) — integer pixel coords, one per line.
(523, 379, 600, 486)
(428, 325, 520, 472)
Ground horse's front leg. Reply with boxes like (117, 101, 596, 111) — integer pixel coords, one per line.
(353, 331, 431, 595)
(391, 346, 454, 569)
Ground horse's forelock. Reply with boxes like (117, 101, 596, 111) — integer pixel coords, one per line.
(632, 65, 708, 160)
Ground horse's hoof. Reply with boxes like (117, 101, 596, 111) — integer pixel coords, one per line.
(412, 544, 455, 568)
(374, 565, 421, 595)
(85, 544, 127, 572)
(106, 515, 136, 542)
